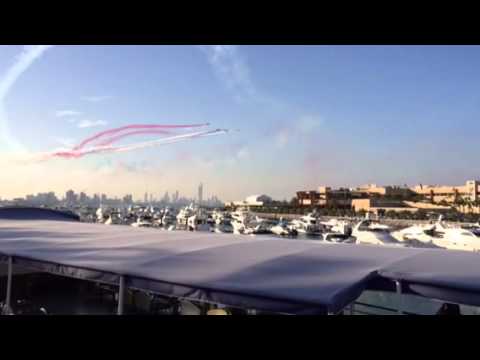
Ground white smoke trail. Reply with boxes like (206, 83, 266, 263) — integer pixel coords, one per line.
(0, 45, 53, 152)
(109, 129, 228, 154)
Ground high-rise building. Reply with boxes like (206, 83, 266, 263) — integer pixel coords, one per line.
(123, 194, 133, 205)
(79, 192, 87, 204)
(65, 190, 77, 206)
(198, 183, 203, 205)
(162, 191, 170, 204)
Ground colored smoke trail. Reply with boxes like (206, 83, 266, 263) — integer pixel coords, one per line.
(96, 129, 173, 146)
(108, 129, 228, 154)
(73, 123, 209, 150)
(28, 128, 230, 162)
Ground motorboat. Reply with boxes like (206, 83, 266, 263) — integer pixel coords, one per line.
(213, 219, 234, 233)
(391, 223, 442, 248)
(431, 216, 480, 252)
(131, 216, 154, 228)
(320, 232, 355, 243)
(270, 219, 298, 236)
(320, 218, 353, 237)
(289, 213, 322, 236)
(96, 206, 105, 223)
(187, 209, 211, 232)
(230, 209, 254, 235)
(161, 207, 177, 229)
(176, 204, 196, 230)
(352, 219, 404, 247)
(104, 212, 124, 225)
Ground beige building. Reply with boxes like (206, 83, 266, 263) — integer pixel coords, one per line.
(351, 198, 418, 215)
(355, 184, 388, 196)
(410, 180, 480, 204)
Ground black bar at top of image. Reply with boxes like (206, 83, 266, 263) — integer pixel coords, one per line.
(1, 11, 480, 45)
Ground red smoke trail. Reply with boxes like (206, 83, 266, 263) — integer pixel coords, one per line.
(73, 123, 209, 150)
(96, 129, 172, 146)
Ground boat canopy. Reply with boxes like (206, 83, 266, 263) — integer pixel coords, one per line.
(0, 207, 80, 221)
(1, 218, 480, 314)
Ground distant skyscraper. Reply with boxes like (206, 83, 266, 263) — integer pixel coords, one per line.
(144, 192, 148, 204)
(163, 191, 170, 204)
(198, 183, 203, 205)
(65, 190, 76, 206)
(123, 194, 133, 205)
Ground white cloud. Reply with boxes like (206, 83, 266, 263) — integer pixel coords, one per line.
(77, 119, 108, 128)
(55, 110, 81, 118)
(199, 45, 257, 102)
(82, 95, 113, 103)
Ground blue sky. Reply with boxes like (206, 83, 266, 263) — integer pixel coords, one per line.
(1, 45, 480, 201)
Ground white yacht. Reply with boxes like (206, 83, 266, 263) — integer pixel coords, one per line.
(239, 215, 272, 235)
(176, 204, 196, 230)
(187, 209, 211, 232)
(96, 206, 105, 223)
(131, 216, 154, 228)
(320, 218, 353, 236)
(213, 220, 234, 234)
(391, 222, 442, 248)
(289, 213, 322, 235)
(431, 217, 480, 252)
(352, 219, 404, 247)
(160, 207, 177, 230)
(230, 209, 253, 235)
(270, 218, 297, 236)
(320, 232, 355, 243)
(104, 212, 124, 225)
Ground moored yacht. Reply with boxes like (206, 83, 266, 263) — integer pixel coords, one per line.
(289, 212, 322, 236)
(131, 216, 154, 228)
(352, 218, 404, 247)
(431, 216, 480, 252)
(187, 208, 211, 232)
(270, 218, 298, 236)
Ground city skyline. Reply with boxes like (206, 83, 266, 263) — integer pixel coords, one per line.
(2, 45, 480, 201)
(1, 187, 223, 207)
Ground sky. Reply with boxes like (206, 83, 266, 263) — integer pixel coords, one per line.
(1, 45, 480, 202)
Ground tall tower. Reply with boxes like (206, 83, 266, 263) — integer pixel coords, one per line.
(198, 183, 203, 205)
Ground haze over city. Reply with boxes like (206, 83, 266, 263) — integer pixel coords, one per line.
(2, 45, 480, 201)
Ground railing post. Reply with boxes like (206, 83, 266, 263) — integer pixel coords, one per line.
(2, 256, 13, 315)
(395, 280, 403, 315)
(350, 303, 355, 315)
(117, 276, 125, 315)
